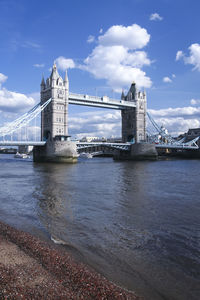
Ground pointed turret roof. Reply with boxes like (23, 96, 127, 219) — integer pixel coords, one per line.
(41, 76, 45, 86)
(50, 62, 59, 80)
(64, 69, 68, 82)
(129, 81, 137, 95)
(121, 89, 125, 99)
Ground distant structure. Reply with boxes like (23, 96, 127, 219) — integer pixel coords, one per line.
(185, 128, 200, 146)
(121, 82, 146, 143)
(40, 63, 69, 140)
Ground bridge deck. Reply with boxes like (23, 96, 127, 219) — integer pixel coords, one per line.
(0, 141, 198, 151)
(0, 141, 46, 146)
(155, 144, 199, 150)
(77, 142, 199, 151)
(69, 93, 136, 110)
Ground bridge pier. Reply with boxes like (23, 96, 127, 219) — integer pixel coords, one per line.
(33, 137, 78, 163)
(114, 143, 158, 161)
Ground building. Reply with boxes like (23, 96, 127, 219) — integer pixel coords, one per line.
(185, 128, 200, 146)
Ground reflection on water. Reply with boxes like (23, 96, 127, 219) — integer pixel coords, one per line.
(34, 163, 75, 243)
(0, 154, 200, 300)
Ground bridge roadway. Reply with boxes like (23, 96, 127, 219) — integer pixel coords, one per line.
(77, 142, 130, 150)
(0, 141, 198, 150)
(69, 93, 136, 109)
(77, 142, 199, 150)
(0, 141, 46, 146)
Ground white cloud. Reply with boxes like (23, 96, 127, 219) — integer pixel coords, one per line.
(149, 106, 200, 118)
(176, 43, 200, 71)
(184, 43, 200, 71)
(55, 24, 152, 91)
(87, 35, 95, 43)
(0, 73, 8, 86)
(68, 104, 200, 139)
(27, 125, 41, 140)
(149, 117, 200, 136)
(190, 98, 200, 105)
(0, 88, 35, 113)
(69, 110, 121, 138)
(82, 24, 152, 90)
(6, 124, 41, 141)
(33, 63, 45, 68)
(55, 56, 75, 70)
(163, 76, 172, 83)
(99, 28, 103, 34)
(150, 13, 163, 21)
(123, 51, 151, 67)
(0, 75, 36, 114)
(28, 92, 40, 102)
(148, 106, 200, 135)
(176, 50, 184, 61)
(98, 24, 150, 49)
(21, 41, 41, 49)
(81, 45, 152, 90)
(163, 74, 175, 83)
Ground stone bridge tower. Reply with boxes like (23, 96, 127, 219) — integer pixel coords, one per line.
(40, 63, 69, 141)
(34, 63, 78, 163)
(121, 82, 146, 143)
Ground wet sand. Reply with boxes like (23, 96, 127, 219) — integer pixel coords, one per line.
(0, 221, 142, 299)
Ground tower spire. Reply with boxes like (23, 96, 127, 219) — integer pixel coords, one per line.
(121, 89, 125, 100)
(64, 69, 69, 90)
(40, 75, 45, 91)
(53, 62, 57, 70)
(64, 69, 68, 82)
(41, 75, 45, 86)
(50, 62, 59, 83)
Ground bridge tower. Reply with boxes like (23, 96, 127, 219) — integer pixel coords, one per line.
(33, 63, 78, 163)
(40, 63, 69, 141)
(121, 82, 146, 143)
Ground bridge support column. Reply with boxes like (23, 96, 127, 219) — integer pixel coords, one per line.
(37, 63, 78, 163)
(121, 82, 146, 143)
(114, 143, 158, 161)
(33, 138, 78, 163)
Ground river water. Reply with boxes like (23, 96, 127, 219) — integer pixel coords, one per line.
(0, 154, 199, 300)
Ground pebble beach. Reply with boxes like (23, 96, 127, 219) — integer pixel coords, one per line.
(0, 221, 142, 299)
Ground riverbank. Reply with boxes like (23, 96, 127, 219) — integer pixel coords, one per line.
(0, 221, 141, 299)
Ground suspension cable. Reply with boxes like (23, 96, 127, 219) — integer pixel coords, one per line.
(0, 98, 52, 137)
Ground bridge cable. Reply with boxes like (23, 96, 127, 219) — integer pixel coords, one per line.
(0, 98, 52, 137)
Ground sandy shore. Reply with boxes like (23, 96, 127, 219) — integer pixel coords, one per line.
(0, 221, 142, 299)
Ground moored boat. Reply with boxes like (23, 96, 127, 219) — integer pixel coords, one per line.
(79, 152, 93, 159)
(14, 152, 30, 159)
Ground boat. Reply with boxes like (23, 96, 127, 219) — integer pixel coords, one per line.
(14, 152, 30, 159)
(79, 152, 93, 159)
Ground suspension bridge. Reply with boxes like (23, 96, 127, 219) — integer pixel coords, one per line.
(0, 96, 198, 152)
(0, 63, 199, 161)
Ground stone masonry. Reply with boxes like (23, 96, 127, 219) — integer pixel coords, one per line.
(33, 64, 78, 163)
(40, 63, 69, 141)
(121, 82, 146, 143)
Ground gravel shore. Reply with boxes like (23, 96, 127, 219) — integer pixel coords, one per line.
(0, 221, 142, 299)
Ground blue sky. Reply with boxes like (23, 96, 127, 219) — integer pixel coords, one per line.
(1, 0, 200, 139)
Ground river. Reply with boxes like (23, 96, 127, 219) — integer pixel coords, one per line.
(0, 154, 199, 300)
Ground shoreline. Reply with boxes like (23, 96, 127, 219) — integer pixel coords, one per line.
(0, 221, 142, 299)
